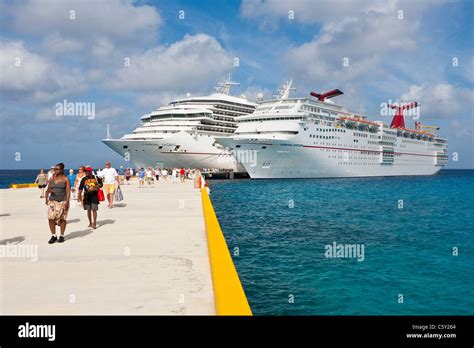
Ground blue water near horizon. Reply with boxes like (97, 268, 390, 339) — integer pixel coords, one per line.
(0, 170, 40, 188)
(209, 170, 474, 315)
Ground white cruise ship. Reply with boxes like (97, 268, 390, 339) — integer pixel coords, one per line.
(102, 78, 257, 170)
(216, 80, 448, 179)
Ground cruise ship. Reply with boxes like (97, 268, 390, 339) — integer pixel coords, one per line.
(216, 80, 448, 179)
(102, 78, 257, 170)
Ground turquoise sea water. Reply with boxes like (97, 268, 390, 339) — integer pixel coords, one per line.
(209, 170, 474, 315)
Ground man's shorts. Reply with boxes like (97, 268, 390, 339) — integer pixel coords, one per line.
(103, 184, 116, 194)
(84, 203, 99, 211)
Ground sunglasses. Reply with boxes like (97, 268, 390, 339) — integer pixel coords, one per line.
(54, 168, 61, 171)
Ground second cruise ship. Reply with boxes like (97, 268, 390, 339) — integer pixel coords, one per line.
(216, 80, 448, 178)
(102, 78, 257, 170)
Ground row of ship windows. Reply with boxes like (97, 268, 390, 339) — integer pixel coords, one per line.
(321, 154, 432, 160)
(173, 100, 252, 111)
(303, 106, 338, 117)
(306, 149, 433, 161)
(214, 112, 241, 119)
(309, 135, 337, 139)
(149, 113, 211, 119)
(214, 104, 255, 111)
(307, 136, 363, 144)
(337, 162, 380, 165)
(240, 117, 303, 122)
(335, 162, 431, 166)
(307, 145, 380, 150)
(305, 127, 346, 133)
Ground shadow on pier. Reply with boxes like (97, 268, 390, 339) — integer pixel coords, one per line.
(0, 236, 26, 244)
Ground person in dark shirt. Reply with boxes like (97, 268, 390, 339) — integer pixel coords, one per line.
(78, 166, 103, 229)
(45, 163, 70, 244)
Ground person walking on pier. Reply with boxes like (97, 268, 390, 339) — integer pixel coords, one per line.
(145, 167, 154, 187)
(78, 166, 103, 229)
(67, 169, 77, 200)
(45, 163, 70, 244)
(155, 166, 161, 182)
(74, 166, 86, 207)
(124, 168, 131, 185)
(161, 168, 168, 181)
(100, 161, 119, 209)
(171, 168, 177, 183)
(35, 169, 48, 198)
(138, 168, 145, 187)
(47, 166, 55, 181)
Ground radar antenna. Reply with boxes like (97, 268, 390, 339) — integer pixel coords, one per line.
(214, 72, 240, 95)
(274, 78, 296, 100)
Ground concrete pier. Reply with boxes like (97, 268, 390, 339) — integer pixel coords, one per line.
(0, 180, 215, 315)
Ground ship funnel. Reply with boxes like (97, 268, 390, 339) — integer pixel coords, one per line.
(389, 101, 418, 129)
(310, 89, 343, 102)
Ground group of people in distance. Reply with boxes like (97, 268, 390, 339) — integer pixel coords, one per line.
(124, 167, 196, 187)
(35, 161, 120, 244)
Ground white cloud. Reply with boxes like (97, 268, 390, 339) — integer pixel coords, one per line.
(450, 119, 473, 138)
(241, 0, 398, 28)
(4, 0, 162, 60)
(0, 40, 86, 102)
(245, 0, 453, 88)
(135, 92, 183, 110)
(454, 56, 474, 84)
(0, 41, 51, 92)
(108, 34, 234, 92)
(283, 11, 420, 84)
(42, 33, 84, 54)
(96, 105, 124, 119)
(241, 85, 273, 102)
(400, 83, 474, 119)
(241, 0, 451, 27)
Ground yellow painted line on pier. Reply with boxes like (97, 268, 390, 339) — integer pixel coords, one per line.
(10, 183, 38, 189)
(200, 187, 252, 316)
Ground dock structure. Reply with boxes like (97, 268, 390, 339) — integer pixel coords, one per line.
(0, 180, 220, 315)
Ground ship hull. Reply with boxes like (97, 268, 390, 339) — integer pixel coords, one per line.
(217, 133, 444, 179)
(103, 131, 244, 171)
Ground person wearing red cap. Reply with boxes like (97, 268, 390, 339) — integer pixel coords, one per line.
(78, 166, 103, 229)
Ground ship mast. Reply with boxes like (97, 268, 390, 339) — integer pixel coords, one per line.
(214, 73, 240, 95)
(275, 78, 296, 100)
(106, 124, 111, 140)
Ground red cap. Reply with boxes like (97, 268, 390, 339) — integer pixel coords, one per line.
(85, 166, 93, 172)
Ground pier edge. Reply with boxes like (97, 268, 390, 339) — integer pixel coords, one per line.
(200, 187, 252, 316)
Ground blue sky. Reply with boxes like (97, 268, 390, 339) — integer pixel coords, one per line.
(0, 0, 472, 169)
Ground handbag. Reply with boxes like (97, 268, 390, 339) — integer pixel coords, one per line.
(115, 186, 123, 202)
(97, 188, 105, 202)
(94, 175, 105, 202)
